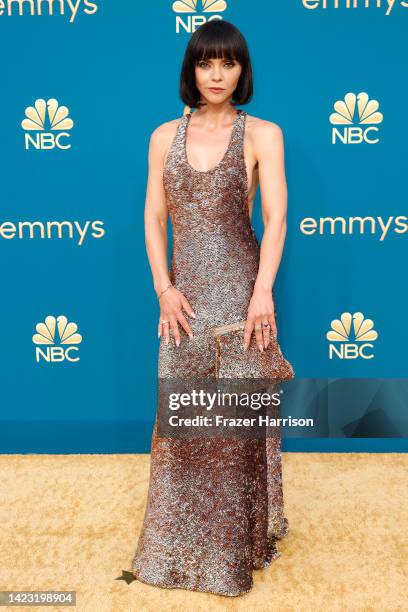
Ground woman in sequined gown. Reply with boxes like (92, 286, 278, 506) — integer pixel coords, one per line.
(130, 21, 290, 597)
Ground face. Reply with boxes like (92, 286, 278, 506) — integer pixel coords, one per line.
(194, 56, 242, 106)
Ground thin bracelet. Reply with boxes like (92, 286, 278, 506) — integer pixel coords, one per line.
(157, 283, 173, 299)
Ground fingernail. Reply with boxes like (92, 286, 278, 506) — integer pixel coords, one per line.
(166, 338, 169, 345)
(189, 333, 193, 339)
(158, 332, 161, 338)
(258, 344, 263, 352)
(176, 340, 180, 347)
(190, 312, 196, 318)
(243, 344, 247, 351)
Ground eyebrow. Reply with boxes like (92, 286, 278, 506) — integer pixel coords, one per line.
(198, 57, 235, 61)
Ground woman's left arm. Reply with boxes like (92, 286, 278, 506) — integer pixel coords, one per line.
(243, 122, 288, 352)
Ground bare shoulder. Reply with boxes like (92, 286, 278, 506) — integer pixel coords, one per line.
(245, 113, 284, 151)
(149, 115, 185, 152)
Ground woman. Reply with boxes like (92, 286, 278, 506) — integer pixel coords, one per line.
(130, 20, 291, 597)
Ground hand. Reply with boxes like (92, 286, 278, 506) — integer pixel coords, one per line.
(243, 287, 277, 352)
(158, 286, 195, 346)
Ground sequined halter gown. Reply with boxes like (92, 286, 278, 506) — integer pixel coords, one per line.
(130, 108, 289, 597)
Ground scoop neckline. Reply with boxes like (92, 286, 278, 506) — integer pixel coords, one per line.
(183, 108, 243, 174)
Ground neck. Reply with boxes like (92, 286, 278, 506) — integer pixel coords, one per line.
(192, 101, 238, 124)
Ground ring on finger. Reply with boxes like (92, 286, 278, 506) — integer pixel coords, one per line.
(254, 323, 262, 330)
(161, 319, 169, 324)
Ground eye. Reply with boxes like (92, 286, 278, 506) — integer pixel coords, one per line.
(197, 60, 209, 68)
(224, 61, 235, 68)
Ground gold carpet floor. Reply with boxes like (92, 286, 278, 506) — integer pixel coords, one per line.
(0, 453, 407, 612)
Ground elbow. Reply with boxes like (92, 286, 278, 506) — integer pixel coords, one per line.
(263, 212, 287, 238)
(145, 210, 168, 232)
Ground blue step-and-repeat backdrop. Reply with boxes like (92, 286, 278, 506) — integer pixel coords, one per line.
(1, 1, 407, 453)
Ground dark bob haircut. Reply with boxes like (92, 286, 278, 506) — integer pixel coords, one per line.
(179, 20, 253, 109)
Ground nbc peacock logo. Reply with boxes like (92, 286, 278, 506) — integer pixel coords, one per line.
(172, 0, 226, 33)
(21, 98, 74, 150)
(326, 312, 378, 360)
(32, 315, 82, 363)
(329, 92, 383, 145)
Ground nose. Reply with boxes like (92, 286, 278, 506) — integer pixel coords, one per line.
(211, 66, 223, 82)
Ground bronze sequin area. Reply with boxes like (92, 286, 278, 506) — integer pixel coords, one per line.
(130, 109, 290, 597)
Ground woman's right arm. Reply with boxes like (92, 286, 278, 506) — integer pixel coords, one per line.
(144, 123, 196, 346)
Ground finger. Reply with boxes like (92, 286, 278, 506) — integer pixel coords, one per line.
(262, 318, 271, 348)
(254, 319, 264, 352)
(169, 316, 180, 347)
(268, 313, 277, 339)
(162, 317, 170, 344)
(243, 318, 255, 350)
(177, 311, 193, 338)
(181, 297, 196, 319)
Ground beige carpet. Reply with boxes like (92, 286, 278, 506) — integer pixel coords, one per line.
(0, 453, 407, 612)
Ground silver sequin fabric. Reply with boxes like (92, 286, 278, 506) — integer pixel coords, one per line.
(130, 108, 290, 597)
